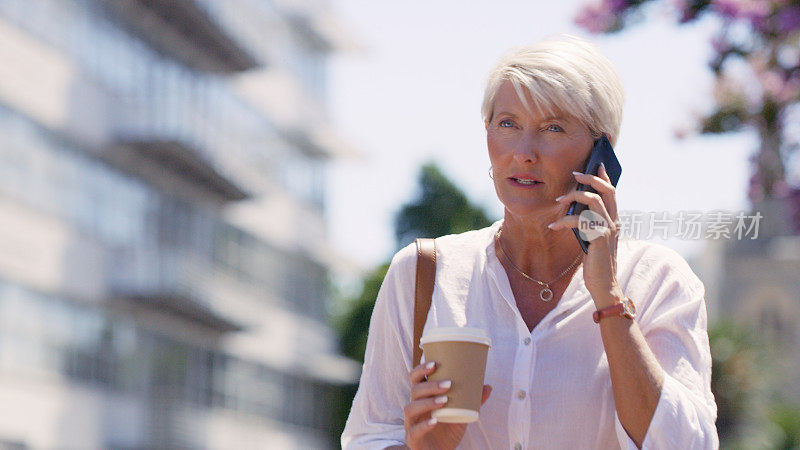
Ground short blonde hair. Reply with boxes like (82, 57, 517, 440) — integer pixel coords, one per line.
(481, 34, 625, 147)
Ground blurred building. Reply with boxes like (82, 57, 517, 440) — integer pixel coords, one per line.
(0, 0, 359, 448)
(690, 197, 800, 402)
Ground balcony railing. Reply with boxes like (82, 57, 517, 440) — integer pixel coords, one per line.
(108, 247, 242, 333)
(104, 0, 260, 73)
(108, 78, 258, 201)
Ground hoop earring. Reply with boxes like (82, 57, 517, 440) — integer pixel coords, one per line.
(488, 166, 494, 180)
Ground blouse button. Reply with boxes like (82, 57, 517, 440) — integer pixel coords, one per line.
(514, 443, 522, 450)
(523, 337, 531, 345)
(517, 390, 526, 400)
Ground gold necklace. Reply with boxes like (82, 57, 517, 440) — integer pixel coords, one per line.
(494, 227, 583, 302)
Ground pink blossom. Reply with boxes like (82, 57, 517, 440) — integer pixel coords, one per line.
(773, 179, 790, 197)
(775, 6, 800, 33)
(608, 0, 629, 14)
(672, 127, 689, 140)
(760, 69, 784, 98)
(745, 29, 799, 104)
(747, 167, 764, 203)
(574, 1, 617, 33)
(747, 52, 770, 73)
(757, 68, 800, 104)
(778, 76, 800, 103)
(672, 123, 697, 140)
(748, 13, 769, 33)
(710, 33, 731, 53)
(672, 0, 699, 23)
(711, 0, 742, 19)
(711, 0, 770, 25)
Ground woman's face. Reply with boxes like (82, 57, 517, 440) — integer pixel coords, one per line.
(486, 80, 595, 219)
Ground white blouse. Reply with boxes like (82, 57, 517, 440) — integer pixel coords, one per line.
(342, 219, 718, 449)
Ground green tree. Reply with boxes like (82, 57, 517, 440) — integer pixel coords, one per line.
(329, 161, 495, 445)
(708, 319, 800, 449)
(337, 162, 493, 366)
(768, 402, 800, 450)
(337, 262, 390, 363)
(709, 320, 773, 446)
(394, 162, 494, 248)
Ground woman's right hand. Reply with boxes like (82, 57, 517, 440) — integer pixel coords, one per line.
(402, 361, 492, 450)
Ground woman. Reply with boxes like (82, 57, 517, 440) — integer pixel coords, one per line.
(342, 35, 717, 449)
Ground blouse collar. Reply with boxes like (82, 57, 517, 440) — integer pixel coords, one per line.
(484, 219, 590, 334)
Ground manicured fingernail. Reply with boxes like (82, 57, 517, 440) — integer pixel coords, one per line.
(425, 361, 435, 370)
(435, 395, 448, 404)
(572, 171, 583, 176)
(547, 223, 556, 229)
(439, 380, 451, 389)
(428, 417, 438, 426)
(600, 162, 606, 172)
(555, 195, 564, 202)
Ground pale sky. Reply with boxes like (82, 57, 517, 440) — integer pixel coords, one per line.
(326, 0, 755, 272)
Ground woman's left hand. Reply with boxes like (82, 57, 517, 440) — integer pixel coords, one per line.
(548, 163, 625, 309)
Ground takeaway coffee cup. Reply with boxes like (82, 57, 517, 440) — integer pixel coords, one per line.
(420, 327, 492, 423)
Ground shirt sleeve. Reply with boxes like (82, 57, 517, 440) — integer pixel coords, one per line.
(614, 246, 719, 450)
(341, 243, 418, 449)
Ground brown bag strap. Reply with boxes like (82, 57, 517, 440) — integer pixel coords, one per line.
(413, 238, 436, 369)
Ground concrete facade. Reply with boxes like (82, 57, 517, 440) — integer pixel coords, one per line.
(0, 0, 358, 448)
(689, 197, 800, 403)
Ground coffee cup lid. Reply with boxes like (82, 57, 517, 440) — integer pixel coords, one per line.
(419, 327, 492, 347)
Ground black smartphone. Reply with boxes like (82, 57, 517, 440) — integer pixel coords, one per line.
(566, 134, 622, 254)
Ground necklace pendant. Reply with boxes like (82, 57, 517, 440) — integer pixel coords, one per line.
(539, 287, 554, 302)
